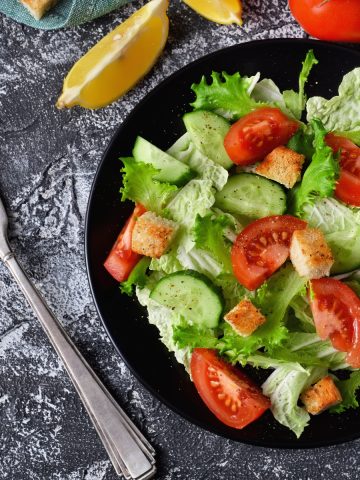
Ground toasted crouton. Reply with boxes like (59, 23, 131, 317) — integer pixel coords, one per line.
(131, 212, 177, 258)
(224, 299, 266, 337)
(20, 0, 58, 20)
(255, 146, 305, 188)
(290, 228, 334, 279)
(301, 376, 342, 415)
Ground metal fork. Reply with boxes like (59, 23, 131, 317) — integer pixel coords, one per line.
(0, 194, 156, 480)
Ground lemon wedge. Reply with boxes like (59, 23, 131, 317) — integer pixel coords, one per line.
(182, 0, 242, 25)
(56, 0, 169, 109)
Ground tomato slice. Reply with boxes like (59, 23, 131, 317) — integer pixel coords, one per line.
(224, 107, 299, 166)
(310, 278, 360, 368)
(104, 204, 146, 282)
(325, 133, 360, 207)
(231, 215, 307, 291)
(191, 349, 270, 429)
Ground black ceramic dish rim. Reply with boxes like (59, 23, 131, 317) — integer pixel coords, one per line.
(85, 38, 360, 449)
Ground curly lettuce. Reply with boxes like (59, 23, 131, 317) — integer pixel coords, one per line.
(293, 119, 339, 216)
(120, 158, 177, 214)
(192, 213, 234, 273)
(283, 50, 318, 120)
(331, 372, 360, 414)
(191, 71, 262, 120)
(120, 257, 151, 296)
(174, 264, 306, 359)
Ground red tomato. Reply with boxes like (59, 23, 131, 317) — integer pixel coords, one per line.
(231, 215, 307, 291)
(104, 204, 146, 282)
(191, 349, 270, 429)
(310, 278, 360, 368)
(289, 0, 360, 42)
(224, 107, 299, 166)
(325, 133, 360, 207)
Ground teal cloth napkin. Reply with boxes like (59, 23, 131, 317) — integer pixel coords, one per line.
(0, 0, 131, 29)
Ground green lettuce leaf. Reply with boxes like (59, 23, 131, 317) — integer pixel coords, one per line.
(120, 257, 151, 296)
(136, 285, 192, 370)
(220, 264, 305, 358)
(289, 295, 316, 333)
(191, 71, 263, 121)
(245, 354, 305, 371)
(304, 197, 360, 233)
(197, 265, 304, 359)
(173, 323, 219, 350)
(262, 365, 327, 438)
(151, 179, 225, 279)
(150, 228, 224, 279)
(173, 322, 307, 371)
(286, 126, 314, 161)
(283, 50, 318, 120)
(173, 264, 306, 359)
(331, 372, 360, 414)
(193, 213, 233, 273)
(214, 273, 248, 311)
(167, 133, 228, 191)
(250, 264, 307, 349)
(303, 198, 360, 274)
(307, 67, 360, 131)
(293, 119, 339, 217)
(149, 239, 184, 275)
(251, 78, 287, 109)
(165, 178, 216, 226)
(176, 242, 224, 279)
(268, 333, 347, 370)
(120, 158, 178, 214)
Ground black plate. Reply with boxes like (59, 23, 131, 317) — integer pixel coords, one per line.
(85, 39, 360, 448)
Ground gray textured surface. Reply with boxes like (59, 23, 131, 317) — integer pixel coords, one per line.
(1, 1, 360, 479)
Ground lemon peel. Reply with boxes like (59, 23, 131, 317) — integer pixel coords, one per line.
(57, 0, 169, 109)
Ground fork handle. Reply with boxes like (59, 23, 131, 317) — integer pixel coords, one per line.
(3, 252, 155, 480)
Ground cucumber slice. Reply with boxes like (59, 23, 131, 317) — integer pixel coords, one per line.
(183, 110, 233, 169)
(133, 136, 194, 186)
(150, 270, 224, 328)
(215, 173, 286, 219)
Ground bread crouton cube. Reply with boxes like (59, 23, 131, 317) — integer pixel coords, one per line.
(290, 228, 334, 279)
(20, 0, 58, 20)
(224, 299, 266, 337)
(301, 376, 342, 415)
(255, 146, 305, 188)
(131, 212, 177, 258)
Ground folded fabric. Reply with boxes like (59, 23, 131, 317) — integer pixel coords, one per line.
(0, 0, 131, 30)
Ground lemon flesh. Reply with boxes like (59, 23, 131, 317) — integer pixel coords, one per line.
(183, 0, 242, 25)
(57, 0, 169, 109)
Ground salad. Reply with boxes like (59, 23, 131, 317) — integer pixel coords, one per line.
(104, 50, 360, 438)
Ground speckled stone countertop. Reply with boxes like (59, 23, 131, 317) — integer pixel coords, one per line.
(1, 2, 360, 479)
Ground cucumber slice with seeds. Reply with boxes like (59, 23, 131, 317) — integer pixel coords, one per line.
(133, 136, 194, 186)
(150, 270, 224, 328)
(215, 173, 286, 219)
(183, 110, 233, 169)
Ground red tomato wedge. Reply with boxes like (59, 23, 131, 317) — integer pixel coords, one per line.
(191, 349, 270, 429)
(224, 107, 299, 166)
(310, 278, 360, 369)
(325, 133, 360, 207)
(231, 215, 307, 291)
(104, 204, 146, 282)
